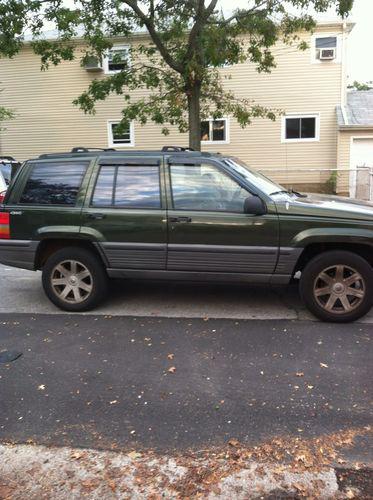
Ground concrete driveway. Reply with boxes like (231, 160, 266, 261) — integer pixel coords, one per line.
(1, 264, 373, 322)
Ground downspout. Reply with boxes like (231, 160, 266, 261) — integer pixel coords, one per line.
(340, 21, 348, 125)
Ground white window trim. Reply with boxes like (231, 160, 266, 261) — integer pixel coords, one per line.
(107, 120, 135, 148)
(201, 117, 230, 145)
(281, 113, 320, 143)
(103, 44, 131, 74)
(310, 33, 342, 64)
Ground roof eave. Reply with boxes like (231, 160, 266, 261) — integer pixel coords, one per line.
(339, 125, 373, 131)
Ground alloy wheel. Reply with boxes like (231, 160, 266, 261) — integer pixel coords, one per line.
(313, 264, 365, 314)
(50, 260, 93, 304)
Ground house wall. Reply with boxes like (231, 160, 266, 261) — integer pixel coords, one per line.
(0, 25, 347, 188)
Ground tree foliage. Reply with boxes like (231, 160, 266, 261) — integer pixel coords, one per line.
(347, 80, 373, 91)
(0, 89, 14, 129)
(0, 0, 353, 149)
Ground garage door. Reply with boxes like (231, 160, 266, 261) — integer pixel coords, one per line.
(351, 138, 373, 168)
(350, 138, 373, 199)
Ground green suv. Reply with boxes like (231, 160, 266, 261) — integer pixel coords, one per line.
(1, 147, 373, 322)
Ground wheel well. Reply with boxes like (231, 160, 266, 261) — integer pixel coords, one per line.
(35, 239, 106, 270)
(294, 242, 373, 274)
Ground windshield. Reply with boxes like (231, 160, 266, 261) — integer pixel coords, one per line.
(223, 157, 286, 196)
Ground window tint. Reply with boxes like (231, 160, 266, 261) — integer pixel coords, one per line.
(92, 165, 161, 208)
(20, 162, 88, 205)
(170, 164, 250, 212)
(285, 117, 316, 140)
(91, 166, 115, 206)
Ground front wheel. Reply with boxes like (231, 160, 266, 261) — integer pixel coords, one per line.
(42, 247, 108, 312)
(300, 251, 373, 323)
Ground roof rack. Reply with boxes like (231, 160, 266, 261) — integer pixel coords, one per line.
(161, 146, 195, 152)
(71, 147, 116, 153)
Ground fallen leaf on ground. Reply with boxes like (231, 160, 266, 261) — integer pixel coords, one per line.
(128, 451, 142, 459)
(109, 400, 118, 405)
(168, 366, 176, 373)
(320, 363, 329, 368)
(295, 372, 304, 377)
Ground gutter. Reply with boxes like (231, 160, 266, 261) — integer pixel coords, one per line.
(339, 124, 373, 131)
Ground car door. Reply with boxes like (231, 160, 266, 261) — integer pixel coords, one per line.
(165, 158, 279, 279)
(81, 156, 167, 270)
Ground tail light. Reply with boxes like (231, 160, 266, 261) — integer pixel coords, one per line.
(0, 212, 10, 239)
(0, 190, 6, 203)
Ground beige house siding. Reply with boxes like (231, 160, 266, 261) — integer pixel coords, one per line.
(0, 24, 348, 188)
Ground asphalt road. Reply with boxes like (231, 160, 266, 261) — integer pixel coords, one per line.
(0, 314, 372, 459)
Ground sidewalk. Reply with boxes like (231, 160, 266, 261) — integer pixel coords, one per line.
(1, 427, 371, 499)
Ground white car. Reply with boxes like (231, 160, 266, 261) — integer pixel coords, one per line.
(0, 170, 7, 202)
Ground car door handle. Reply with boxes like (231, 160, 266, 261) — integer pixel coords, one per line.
(169, 216, 192, 223)
(87, 213, 106, 220)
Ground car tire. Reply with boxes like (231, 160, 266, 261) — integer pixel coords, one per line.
(42, 247, 108, 312)
(300, 250, 373, 323)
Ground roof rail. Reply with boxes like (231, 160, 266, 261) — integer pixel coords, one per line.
(161, 146, 195, 152)
(71, 147, 116, 153)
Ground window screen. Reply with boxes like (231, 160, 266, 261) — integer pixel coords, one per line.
(20, 162, 88, 205)
(92, 165, 161, 208)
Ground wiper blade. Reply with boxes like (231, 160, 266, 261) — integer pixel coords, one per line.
(270, 189, 307, 198)
(269, 190, 289, 196)
(289, 188, 307, 198)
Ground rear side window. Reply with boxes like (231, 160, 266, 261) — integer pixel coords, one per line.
(19, 162, 88, 205)
(92, 165, 161, 208)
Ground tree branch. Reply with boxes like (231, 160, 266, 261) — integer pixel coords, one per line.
(123, 0, 183, 73)
(186, 0, 218, 67)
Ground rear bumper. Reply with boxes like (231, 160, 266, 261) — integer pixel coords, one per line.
(0, 240, 38, 270)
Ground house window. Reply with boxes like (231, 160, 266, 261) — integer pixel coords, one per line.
(104, 45, 130, 73)
(282, 115, 319, 142)
(201, 118, 229, 143)
(107, 120, 134, 147)
(315, 36, 337, 59)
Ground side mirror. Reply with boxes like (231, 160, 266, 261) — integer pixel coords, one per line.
(244, 195, 267, 215)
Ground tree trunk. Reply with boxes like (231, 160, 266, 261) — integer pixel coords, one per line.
(187, 82, 201, 151)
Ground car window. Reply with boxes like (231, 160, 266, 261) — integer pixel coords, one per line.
(19, 162, 88, 205)
(92, 165, 161, 208)
(170, 164, 251, 212)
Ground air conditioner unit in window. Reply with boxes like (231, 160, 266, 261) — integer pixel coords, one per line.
(84, 56, 103, 71)
(319, 48, 336, 60)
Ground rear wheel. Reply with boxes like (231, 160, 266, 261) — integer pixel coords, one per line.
(300, 250, 373, 322)
(42, 247, 108, 311)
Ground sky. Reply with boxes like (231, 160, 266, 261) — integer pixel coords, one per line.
(219, 0, 373, 84)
